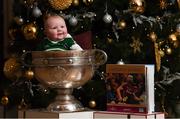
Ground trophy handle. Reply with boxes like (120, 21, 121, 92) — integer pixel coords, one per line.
(21, 51, 33, 67)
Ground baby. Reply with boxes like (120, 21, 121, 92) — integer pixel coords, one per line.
(37, 13, 83, 51)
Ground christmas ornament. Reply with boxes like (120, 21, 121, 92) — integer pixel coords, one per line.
(129, 0, 146, 14)
(166, 47, 172, 55)
(173, 41, 179, 48)
(130, 36, 143, 54)
(176, 23, 180, 34)
(103, 13, 112, 23)
(83, 0, 93, 6)
(117, 59, 125, 65)
(1, 96, 9, 105)
(22, 22, 37, 40)
(169, 33, 177, 42)
(107, 37, 113, 44)
(3, 57, 22, 80)
(118, 20, 126, 29)
(72, 0, 79, 6)
(159, 0, 168, 10)
(48, 0, 72, 10)
(69, 16, 78, 26)
(14, 16, 24, 25)
(89, 100, 96, 108)
(24, 68, 34, 80)
(159, 49, 165, 57)
(149, 32, 157, 42)
(32, 5, 42, 18)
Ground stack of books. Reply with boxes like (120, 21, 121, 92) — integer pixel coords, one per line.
(18, 109, 164, 119)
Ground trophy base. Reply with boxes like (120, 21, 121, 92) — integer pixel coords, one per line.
(47, 88, 85, 112)
(47, 100, 85, 112)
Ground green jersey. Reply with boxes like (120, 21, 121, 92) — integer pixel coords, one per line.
(37, 37, 77, 51)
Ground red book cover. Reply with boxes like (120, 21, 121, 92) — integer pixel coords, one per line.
(106, 64, 155, 114)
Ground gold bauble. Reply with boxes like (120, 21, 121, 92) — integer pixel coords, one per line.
(1, 96, 9, 105)
(24, 69, 34, 80)
(118, 20, 126, 29)
(173, 41, 179, 48)
(169, 33, 177, 42)
(48, 0, 72, 10)
(22, 23, 37, 40)
(72, 0, 79, 6)
(88, 100, 96, 108)
(107, 38, 113, 43)
(166, 47, 172, 55)
(83, 0, 93, 6)
(159, 0, 168, 10)
(159, 50, 165, 57)
(129, 0, 146, 14)
(149, 32, 157, 42)
(3, 57, 22, 80)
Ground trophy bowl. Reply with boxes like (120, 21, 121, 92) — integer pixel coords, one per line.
(22, 49, 107, 112)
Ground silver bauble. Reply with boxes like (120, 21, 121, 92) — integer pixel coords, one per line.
(69, 16, 78, 26)
(176, 24, 180, 34)
(103, 13, 112, 23)
(117, 59, 125, 65)
(32, 6, 42, 18)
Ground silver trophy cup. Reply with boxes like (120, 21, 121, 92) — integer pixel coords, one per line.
(22, 49, 107, 112)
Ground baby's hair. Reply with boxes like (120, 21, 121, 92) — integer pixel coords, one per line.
(43, 12, 64, 22)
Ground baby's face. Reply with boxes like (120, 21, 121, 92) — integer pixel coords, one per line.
(44, 16, 68, 41)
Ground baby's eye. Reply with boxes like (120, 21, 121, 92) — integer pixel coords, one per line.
(52, 27, 57, 29)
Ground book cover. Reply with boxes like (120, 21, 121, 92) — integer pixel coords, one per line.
(106, 64, 155, 114)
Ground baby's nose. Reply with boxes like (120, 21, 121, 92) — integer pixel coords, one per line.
(57, 28, 62, 31)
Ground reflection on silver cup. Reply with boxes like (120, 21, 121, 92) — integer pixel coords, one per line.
(24, 49, 107, 112)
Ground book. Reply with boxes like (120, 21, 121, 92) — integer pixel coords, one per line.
(94, 111, 164, 119)
(94, 111, 128, 119)
(18, 109, 164, 119)
(106, 64, 155, 114)
(129, 112, 165, 119)
(18, 109, 94, 119)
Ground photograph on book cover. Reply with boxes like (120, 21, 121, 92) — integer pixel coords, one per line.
(106, 64, 154, 113)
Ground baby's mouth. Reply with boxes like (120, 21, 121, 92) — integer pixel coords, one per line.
(58, 33, 63, 35)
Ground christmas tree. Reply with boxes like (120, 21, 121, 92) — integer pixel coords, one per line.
(1, 0, 180, 118)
